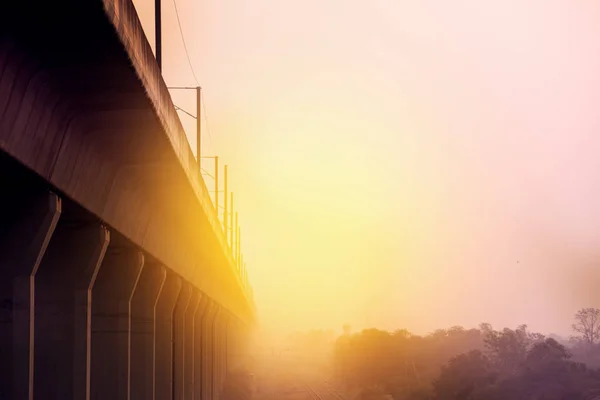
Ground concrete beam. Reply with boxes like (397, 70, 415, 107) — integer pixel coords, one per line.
(173, 282, 192, 399)
(155, 270, 183, 400)
(34, 222, 110, 399)
(0, 191, 61, 399)
(91, 249, 144, 400)
(130, 262, 166, 400)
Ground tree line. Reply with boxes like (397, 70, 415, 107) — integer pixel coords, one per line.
(333, 308, 600, 399)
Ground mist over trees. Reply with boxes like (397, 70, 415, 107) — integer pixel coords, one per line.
(331, 309, 600, 400)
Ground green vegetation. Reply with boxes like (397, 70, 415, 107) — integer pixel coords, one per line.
(332, 308, 600, 399)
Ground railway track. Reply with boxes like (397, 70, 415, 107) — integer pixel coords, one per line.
(305, 383, 345, 400)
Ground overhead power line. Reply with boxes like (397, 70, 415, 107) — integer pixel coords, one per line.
(171, 0, 200, 86)
(200, 91, 214, 150)
(201, 168, 215, 180)
(174, 105, 196, 119)
(166, 3, 216, 155)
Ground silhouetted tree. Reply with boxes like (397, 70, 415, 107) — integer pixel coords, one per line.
(483, 324, 544, 376)
(433, 350, 494, 400)
(331, 321, 600, 400)
(523, 338, 571, 372)
(572, 308, 600, 347)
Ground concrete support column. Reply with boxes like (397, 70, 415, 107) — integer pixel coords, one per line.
(221, 321, 237, 400)
(225, 321, 235, 378)
(193, 297, 209, 400)
(224, 317, 233, 386)
(217, 313, 230, 392)
(184, 290, 201, 399)
(34, 222, 110, 400)
(212, 307, 223, 400)
(0, 191, 60, 400)
(225, 318, 245, 376)
(201, 302, 217, 400)
(130, 262, 166, 400)
(173, 282, 192, 399)
(91, 250, 145, 400)
(155, 271, 182, 400)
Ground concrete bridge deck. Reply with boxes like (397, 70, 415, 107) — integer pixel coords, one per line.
(0, 0, 255, 399)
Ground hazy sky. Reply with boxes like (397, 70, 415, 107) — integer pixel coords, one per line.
(132, 0, 600, 336)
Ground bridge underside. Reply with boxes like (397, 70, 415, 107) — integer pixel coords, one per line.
(0, 0, 254, 399)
